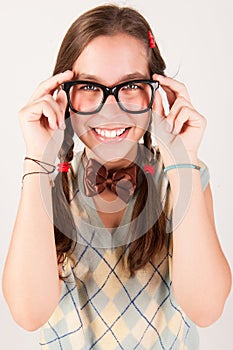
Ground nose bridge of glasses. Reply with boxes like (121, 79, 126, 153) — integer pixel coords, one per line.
(104, 86, 118, 103)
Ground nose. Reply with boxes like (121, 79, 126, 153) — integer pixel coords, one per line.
(98, 96, 123, 121)
(100, 91, 122, 115)
(105, 94, 118, 105)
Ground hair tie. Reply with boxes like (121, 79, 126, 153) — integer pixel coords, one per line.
(58, 162, 71, 172)
(143, 164, 155, 175)
(148, 30, 156, 49)
(163, 163, 201, 174)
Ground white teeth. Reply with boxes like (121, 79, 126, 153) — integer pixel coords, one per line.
(110, 130, 117, 138)
(94, 128, 126, 138)
(116, 129, 125, 136)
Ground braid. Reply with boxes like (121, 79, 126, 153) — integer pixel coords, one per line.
(58, 116, 74, 202)
(127, 128, 168, 275)
(52, 114, 77, 269)
(143, 130, 154, 158)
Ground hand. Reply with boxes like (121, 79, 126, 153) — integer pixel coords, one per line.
(18, 70, 73, 163)
(152, 74, 207, 166)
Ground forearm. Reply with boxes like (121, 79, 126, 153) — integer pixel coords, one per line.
(2, 162, 61, 330)
(169, 168, 232, 326)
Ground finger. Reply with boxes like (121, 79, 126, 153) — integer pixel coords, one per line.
(43, 94, 63, 121)
(172, 106, 202, 135)
(160, 86, 177, 108)
(29, 70, 73, 102)
(166, 97, 193, 132)
(152, 74, 177, 107)
(43, 94, 67, 129)
(20, 100, 59, 130)
(152, 74, 191, 105)
(55, 90, 68, 129)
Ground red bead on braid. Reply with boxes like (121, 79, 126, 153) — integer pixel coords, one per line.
(58, 162, 71, 173)
(148, 30, 156, 49)
(143, 165, 155, 175)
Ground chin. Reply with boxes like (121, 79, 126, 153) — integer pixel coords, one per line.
(86, 139, 139, 165)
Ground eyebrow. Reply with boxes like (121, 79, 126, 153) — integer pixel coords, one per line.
(73, 72, 149, 84)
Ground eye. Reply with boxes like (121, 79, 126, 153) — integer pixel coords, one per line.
(123, 83, 142, 91)
(81, 84, 99, 91)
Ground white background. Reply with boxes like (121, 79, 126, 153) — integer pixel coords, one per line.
(0, 0, 232, 348)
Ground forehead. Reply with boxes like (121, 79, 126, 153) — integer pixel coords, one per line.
(72, 34, 149, 85)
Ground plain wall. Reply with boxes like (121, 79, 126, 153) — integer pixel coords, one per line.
(0, 0, 232, 348)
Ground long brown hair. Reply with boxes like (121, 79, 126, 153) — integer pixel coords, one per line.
(52, 4, 170, 275)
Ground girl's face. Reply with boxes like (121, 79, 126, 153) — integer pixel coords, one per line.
(71, 33, 151, 167)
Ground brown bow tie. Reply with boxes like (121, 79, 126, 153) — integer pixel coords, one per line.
(84, 158, 138, 203)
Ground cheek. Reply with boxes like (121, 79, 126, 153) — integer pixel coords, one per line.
(132, 112, 151, 138)
(70, 114, 97, 150)
(71, 114, 89, 139)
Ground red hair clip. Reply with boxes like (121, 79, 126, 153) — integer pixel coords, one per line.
(143, 165, 155, 175)
(58, 162, 71, 173)
(148, 30, 156, 49)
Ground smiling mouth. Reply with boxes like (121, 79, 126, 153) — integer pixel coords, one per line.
(92, 127, 131, 139)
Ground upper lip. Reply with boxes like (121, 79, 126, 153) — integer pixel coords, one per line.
(88, 116, 135, 130)
(92, 126, 131, 130)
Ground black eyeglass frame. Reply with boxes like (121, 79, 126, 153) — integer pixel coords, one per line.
(62, 79, 159, 115)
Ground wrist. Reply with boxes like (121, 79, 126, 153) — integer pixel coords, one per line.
(165, 165, 202, 202)
(25, 149, 57, 164)
(22, 157, 56, 188)
(24, 157, 56, 172)
(164, 163, 201, 175)
(162, 153, 199, 169)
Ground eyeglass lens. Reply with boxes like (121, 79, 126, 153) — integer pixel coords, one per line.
(69, 82, 153, 113)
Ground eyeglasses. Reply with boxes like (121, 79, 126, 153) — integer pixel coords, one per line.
(62, 79, 159, 115)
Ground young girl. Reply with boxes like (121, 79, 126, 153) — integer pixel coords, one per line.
(2, 4, 231, 350)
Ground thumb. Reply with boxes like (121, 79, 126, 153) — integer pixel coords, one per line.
(153, 90, 165, 118)
(152, 90, 166, 128)
(56, 89, 68, 115)
(56, 89, 68, 109)
(152, 90, 174, 149)
(56, 90, 69, 128)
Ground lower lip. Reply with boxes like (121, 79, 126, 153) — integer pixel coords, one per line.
(91, 128, 131, 142)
